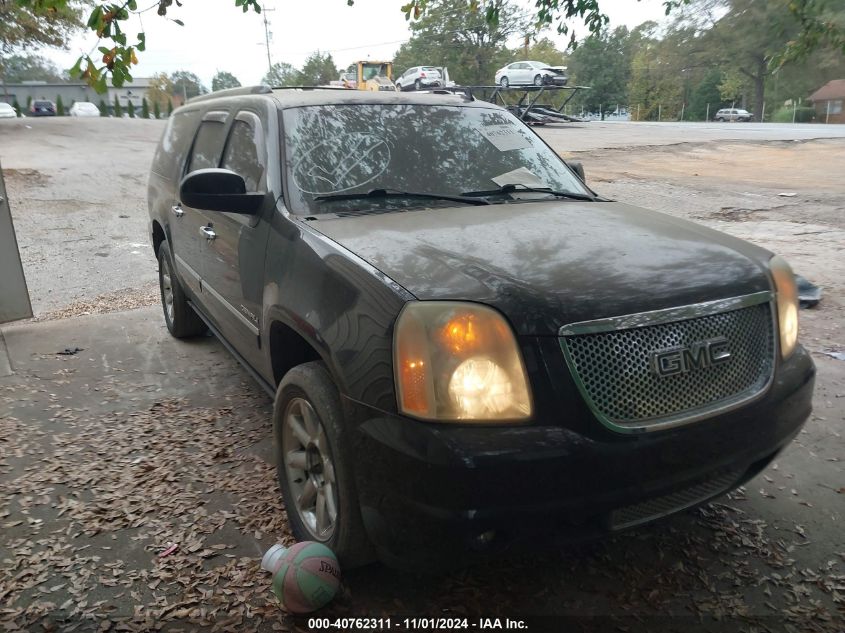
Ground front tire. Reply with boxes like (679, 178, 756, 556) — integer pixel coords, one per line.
(499, 76, 509, 88)
(533, 74, 543, 86)
(273, 361, 374, 567)
(157, 240, 206, 338)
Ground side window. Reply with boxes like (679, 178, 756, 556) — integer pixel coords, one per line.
(152, 109, 200, 179)
(221, 114, 265, 193)
(188, 118, 227, 172)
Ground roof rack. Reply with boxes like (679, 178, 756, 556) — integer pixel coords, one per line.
(188, 85, 272, 104)
(270, 86, 352, 91)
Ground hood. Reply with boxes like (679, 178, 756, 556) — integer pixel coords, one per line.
(306, 201, 774, 336)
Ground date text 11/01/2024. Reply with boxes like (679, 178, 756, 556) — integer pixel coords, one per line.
(307, 618, 529, 630)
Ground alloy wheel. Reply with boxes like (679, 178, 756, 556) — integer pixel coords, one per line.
(160, 255, 174, 323)
(282, 397, 338, 541)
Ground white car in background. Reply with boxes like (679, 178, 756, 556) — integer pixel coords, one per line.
(395, 66, 443, 91)
(0, 102, 17, 118)
(69, 101, 101, 117)
(495, 61, 569, 87)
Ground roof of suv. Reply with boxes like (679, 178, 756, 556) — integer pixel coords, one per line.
(188, 85, 488, 110)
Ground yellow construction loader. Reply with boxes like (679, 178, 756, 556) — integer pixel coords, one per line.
(342, 61, 396, 91)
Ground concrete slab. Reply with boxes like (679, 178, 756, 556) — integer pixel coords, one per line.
(0, 307, 842, 632)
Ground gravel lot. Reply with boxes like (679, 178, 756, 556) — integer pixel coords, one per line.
(0, 116, 843, 631)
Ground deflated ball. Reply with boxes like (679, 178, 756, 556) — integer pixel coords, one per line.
(264, 542, 341, 613)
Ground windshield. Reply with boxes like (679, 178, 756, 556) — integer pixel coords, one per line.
(282, 104, 589, 215)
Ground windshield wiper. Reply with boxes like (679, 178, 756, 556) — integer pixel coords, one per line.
(460, 183, 596, 201)
(314, 188, 490, 206)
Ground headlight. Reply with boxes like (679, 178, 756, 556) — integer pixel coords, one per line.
(394, 302, 532, 422)
(770, 255, 799, 358)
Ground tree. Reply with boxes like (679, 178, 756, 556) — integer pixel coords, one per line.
(170, 70, 206, 100)
(688, 68, 723, 120)
(98, 99, 107, 116)
(141, 97, 149, 119)
(153, 100, 161, 119)
(113, 94, 122, 117)
(146, 72, 173, 112)
(521, 37, 568, 66)
(567, 25, 643, 115)
(0, 54, 65, 83)
(211, 70, 241, 91)
(127, 99, 135, 118)
(167, 98, 173, 117)
(263, 62, 299, 87)
(297, 51, 338, 86)
(394, 0, 530, 86)
(55, 94, 64, 115)
(12, 97, 20, 116)
(7, 0, 842, 93)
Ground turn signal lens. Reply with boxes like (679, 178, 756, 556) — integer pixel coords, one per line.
(394, 302, 532, 422)
(770, 255, 799, 359)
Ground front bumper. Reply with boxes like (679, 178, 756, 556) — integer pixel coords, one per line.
(349, 346, 814, 567)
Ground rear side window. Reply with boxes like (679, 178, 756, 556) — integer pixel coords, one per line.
(151, 109, 200, 180)
(188, 119, 227, 172)
(221, 117, 265, 193)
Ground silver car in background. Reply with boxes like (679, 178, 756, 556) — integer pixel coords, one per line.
(396, 66, 443, 91)
(0, 102, 17, 119)
(715, 108, 753, 122)
(495, 61, 568, 87)
(69, 102, 101, 117)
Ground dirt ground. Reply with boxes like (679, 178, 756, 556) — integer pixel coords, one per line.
(0, 118, 843, 632)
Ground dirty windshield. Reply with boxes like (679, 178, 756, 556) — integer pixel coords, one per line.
(282, 104, 588, 215)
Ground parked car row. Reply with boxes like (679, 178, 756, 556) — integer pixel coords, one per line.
(0, 100, 106, 118)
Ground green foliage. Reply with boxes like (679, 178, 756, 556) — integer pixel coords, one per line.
(567, 25, 643, 112)
(98, 99, 107, 116)
(113, 94, 122, 117)
(127, 99, 135, 118)
(263, 62, 299, 87)
(170, 70, 206, 99)
(211, 70, 241, 91)
(394, 0, 529, 86)
(12, 98, 21, 116)
(0, 55, 65, 83)
(153, 100, 161, 119)
(25, 95, 31, 109)
(521, 37, 568, 67)
(55, 94, 65, 115)
(10, 0, 842, 94)
(687, 68, 723, 120)
(141, 97, 149, 118)
(771, 105, 815, 123)
(298, 51, 338, 86)
(167, 98, 173, 117)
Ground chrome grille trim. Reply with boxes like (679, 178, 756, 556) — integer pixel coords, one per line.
(559, 292, 776, 433)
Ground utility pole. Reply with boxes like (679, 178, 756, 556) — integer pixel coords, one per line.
(262, 3, 276, 77)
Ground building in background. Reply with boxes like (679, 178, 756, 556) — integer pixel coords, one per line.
(0, 78, 157, 114)
(808, 80, 845, 124)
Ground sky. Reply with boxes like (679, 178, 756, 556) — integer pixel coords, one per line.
(43, 0, 672, 87)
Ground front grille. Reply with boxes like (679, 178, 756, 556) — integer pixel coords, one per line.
(561, 298, 775, 430)
(610, 469, 742, 530)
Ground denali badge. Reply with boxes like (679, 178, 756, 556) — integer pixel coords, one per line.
(651, 336, 731, 377)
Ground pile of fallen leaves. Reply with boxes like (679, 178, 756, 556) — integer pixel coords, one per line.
(36, 283, 160, 322)
(0, 388, 842, 632)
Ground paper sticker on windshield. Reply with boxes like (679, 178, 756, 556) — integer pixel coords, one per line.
(479, 124, 532, 152)
(492, 167, 546, 188)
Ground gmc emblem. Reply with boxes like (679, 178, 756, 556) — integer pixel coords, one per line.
(651, 336, 731, 377)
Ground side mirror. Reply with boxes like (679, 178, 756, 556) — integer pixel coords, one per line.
(569, 161, 586, 183)
(179, 168, 264, 214)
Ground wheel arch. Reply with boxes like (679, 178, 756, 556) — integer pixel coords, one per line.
(151, 219, 166, 256)
(268, 318, 332, 388)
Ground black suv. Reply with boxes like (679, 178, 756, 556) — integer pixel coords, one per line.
(147, 86, 814, 568)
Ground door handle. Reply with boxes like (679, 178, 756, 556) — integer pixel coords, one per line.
(200, 225, 216, 241)
(171, 204, 184, 218)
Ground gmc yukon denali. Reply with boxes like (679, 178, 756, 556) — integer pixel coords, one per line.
(147, 86, 815, 568)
